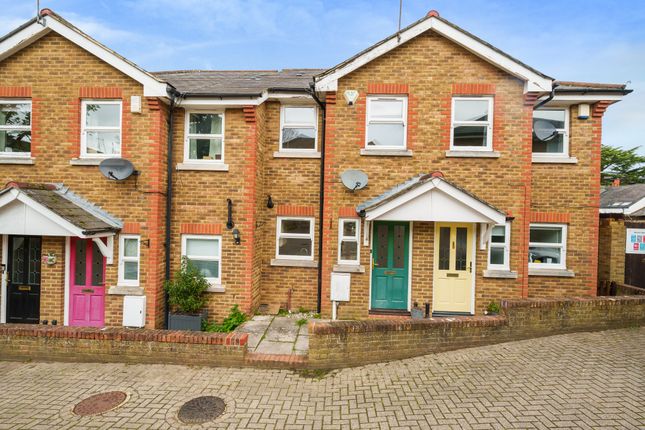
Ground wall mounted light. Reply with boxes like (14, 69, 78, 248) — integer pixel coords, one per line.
(141, 239, 151, 248)
(232, 228, 241, 245)
(267, 195, 274, 209)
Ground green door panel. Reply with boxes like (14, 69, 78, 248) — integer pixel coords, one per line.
(371, 221, 409, 310)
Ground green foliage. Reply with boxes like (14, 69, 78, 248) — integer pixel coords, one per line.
(164, 257, 208, 314)
(203, 305, 248, 333)
(486, 301, 501, 315)
(601, 145, 645, 185)
(296, 318, 308, 327)
(297, 307, 309, 313)
(277, 308, 289, 316)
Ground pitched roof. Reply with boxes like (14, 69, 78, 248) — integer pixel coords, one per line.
(600, 184, 645, 209)
(0, 183, 122, 235)
(153, 69, 325, 96)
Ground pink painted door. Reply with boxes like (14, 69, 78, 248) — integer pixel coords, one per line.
(70, 238, 106, 327)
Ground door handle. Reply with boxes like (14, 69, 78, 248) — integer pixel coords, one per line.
(469, 262, 472, 273)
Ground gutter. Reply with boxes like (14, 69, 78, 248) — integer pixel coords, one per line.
(307, 83, 326, 314)
(534, 83, 559, 110)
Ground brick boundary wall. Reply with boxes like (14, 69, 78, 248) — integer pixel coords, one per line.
(0, 326, 248, 367)
(307, 296, 645, 369)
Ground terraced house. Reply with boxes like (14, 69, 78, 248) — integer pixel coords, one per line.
(0, 9, 630, 328)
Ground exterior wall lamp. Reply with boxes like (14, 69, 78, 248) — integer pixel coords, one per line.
(232, 228, 241, 245)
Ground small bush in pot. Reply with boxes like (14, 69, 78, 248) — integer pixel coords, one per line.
(486, 300, 501, 315)
(165, 257, 209, 331)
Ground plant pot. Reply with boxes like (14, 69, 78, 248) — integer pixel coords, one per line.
(411, 307, 424, 319)
(168, 311, 206, 331)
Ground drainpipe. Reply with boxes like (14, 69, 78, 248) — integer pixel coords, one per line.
(533, 83, 559, 110)
(307, 83, 326, 314)
(164, 88, 181, 328)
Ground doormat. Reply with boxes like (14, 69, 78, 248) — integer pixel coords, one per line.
(73, 391, 127, 416)
(178, 396, 226, 424)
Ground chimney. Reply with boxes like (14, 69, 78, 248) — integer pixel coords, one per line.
(612, 178, 621, 187)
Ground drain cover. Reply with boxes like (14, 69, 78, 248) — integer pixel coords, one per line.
(73, 391, 127, 416)
(178, 396, 226, 424)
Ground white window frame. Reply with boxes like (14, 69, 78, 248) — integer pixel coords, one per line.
(117, 234, 140, 287)
(450, 96, 494, 151)
(528, 223, 567, 270)
(532, 107, 570, 158)
(0, 99, 32, 158)
(275, 216, 315, 261)
(183, 110, 225, 164)
(365, 95, 408, 150)
(80, 99, 122, 158)
(279, 105, 318, 152)
(181, 234, 222, 285)
(338, 218, 361, 265)
(487, 222, 510, 271)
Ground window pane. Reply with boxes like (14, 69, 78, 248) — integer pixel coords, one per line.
(189, 113, 222, 135)
(532, 132, 564, 153)
(91, 241, 105, 286)
(11, 237, 25, 284)
(456, 227, 468, 271)
(370, 99, 404, 118)
(490, 247, 505, 265)
(74, 239, 86, 286)
(189, 259, 219, 279)
(123, 238, 138, 257)
(529, 246, 561, 264)
(281, 128, 315, 150)
(284, 107, 315, 124)
(279, 238, 312, 256)
(530, 227, 562, 244)
(393, 224, 406, 269)
(454, 99, 489, 122)
(343, 221, 357, 238)
(28, 238, 41, 285)
(0, 103, 30, 126)
(367, 123, 405, 147)
(376, 224, 389, 267)
(186, 238, 218, 257)
(340, 241, 358, 261)
(188, 137, 222, 160)
(491, 226, 506, 243)
(85, 103, 120, 127)
(533, 110, 565, 128)
(124, 261, 138, 280)
(281, 219, 311, 234)
(453, 126, 487, 147)
(438, 227, 450, 270)
(85, 131, 120, 155)
(0, 130, 31, 153)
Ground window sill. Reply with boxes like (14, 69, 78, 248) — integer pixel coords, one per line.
(206, 284, 226, 293)
(70, 158, 105, 166)
(176, 162, 229, 171)
(333, 264, 365, 273)
(270, 258, 318, 268)
(528, 268, 575, 277)
(273, 151, 321, 159)
(0, 156, 34, 165)
(108, 285, 144, 296)
(445, 150, 500, 158)
(360, 149, 413, 157)
(532, 155, 578, 164)
(483, 269, 518, 279)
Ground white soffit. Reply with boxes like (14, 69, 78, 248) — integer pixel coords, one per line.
(314, 16, 552, 93)
(0, 15, 168, 97)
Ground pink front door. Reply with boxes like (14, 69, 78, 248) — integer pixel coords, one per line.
(70, 238, 106, 327)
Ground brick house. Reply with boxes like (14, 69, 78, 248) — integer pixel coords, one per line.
(0, 9, 631, 328)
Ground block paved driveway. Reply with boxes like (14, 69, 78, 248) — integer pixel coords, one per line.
(0, 328, 643, 429)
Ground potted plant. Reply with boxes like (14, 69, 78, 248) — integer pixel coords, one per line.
(411, 301, 424, 319)
(485, 300, 501, 316)
(165, 257, 209, 331)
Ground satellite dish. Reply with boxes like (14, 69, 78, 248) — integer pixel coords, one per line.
(340, 169, 368, 191)
(533, 119, 557, 141)
(99, 158, 136, 181)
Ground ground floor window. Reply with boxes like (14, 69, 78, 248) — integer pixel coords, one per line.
(529, 224, 567, 269)
(338, 218, 360, 265)
(488, 222, 510, 270)
(276, 217, 314, 260)
(181, 235, 221, 284)
(118, 235, 140, 286)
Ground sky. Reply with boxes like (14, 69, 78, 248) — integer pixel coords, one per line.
(1, 0, 643, 154)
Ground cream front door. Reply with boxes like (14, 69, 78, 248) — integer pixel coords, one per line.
(433, 223, 474, 314)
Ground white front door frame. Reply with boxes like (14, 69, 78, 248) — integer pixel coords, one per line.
(63, 236, 71, 326)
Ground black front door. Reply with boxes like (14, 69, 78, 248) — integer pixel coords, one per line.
(7, 236, 41, 324)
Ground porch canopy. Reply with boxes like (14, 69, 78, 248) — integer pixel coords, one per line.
(0, 182, 122, 238)
(356, 173, 506, 248)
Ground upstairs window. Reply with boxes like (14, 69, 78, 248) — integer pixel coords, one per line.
(488, 222, 510, 271)
(185, 112, 224, 163)
(451, 97, 493, 151)
(529, 224, 567, 269)
(0, 100, 31, 157)
(276, 217, 314, 260)
(81, 100, 122, 158)
(338, 219, 360, 265)
(365, 96, 407, 149)
(532, 108, 569, 156)
(280, 106, 317, 151)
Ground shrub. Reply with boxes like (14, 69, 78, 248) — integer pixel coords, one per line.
(203, 305, 248, 333)
(164, 257, 208, 314)
(486, 301, 501, 315)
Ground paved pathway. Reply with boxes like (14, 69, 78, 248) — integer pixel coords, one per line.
(0, 328, 643, 429)
(236, 314, 311, 355)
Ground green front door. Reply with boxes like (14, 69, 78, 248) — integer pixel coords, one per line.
(371, 221, 409, 310)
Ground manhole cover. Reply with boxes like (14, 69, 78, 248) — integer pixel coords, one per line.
(178, 396, 226, 424)
(73, 391, 127, 416)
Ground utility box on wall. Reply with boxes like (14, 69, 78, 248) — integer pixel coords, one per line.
(123, 295, 146, 327)
(330, 272, 351, 302)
